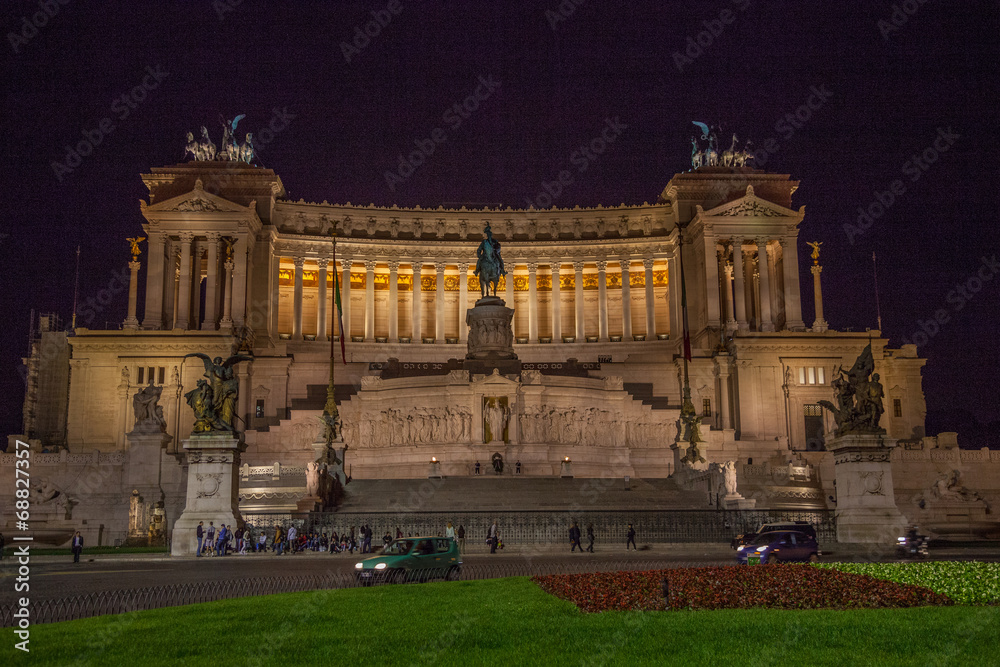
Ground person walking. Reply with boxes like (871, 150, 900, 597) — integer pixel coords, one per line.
(273, 525, 284, 555)
(457, 525, 466, 553)
(196, 521, 204, 557)
(586, 524, 595, 553)
(488, 520, 499, 554)
(71, 531, 84, 563)
(569, 521, 582, 552)
(626, 523, 637, 551)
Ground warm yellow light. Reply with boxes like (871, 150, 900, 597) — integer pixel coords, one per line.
(431, 457, 437, 463)
(564, 457, 570, 462)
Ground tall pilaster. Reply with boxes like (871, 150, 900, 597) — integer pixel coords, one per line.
(704, 231, 721, 327)
(190, 240, 202, 330)
(387, 260, 399, 342)
(141, 231, 166, 329)
(781, 236, 805, 330)
(434, 261, 446, 342)
(732, 241, 748, 332)
(527, 261, 539, 343)
(619, 259, 632, 341)
(341, 257, 353, 340)
(550, 262, 562, 342)
(164, 245, 178, 330)
(574, 261, 585, 340)
(364, 259, 377, 342)
(756, 238, 774, 332)
(457, 262, 469, 343)
(220, 257, 234, 330)
(643, 258, 656, 339)
(174, 232, 194, 330)
(723, 262, 736, 333)
(202, 233, 220, 330)
(410, 262, 422, 342)
(317, 258, 329, 341)
(231, 234, 248, 327)
(288, 256, 303, 340)
(124, 260, 140, 330)
(596, 260, 609, 342)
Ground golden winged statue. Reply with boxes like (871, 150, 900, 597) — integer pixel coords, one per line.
(126, 236, 146, 261)
(806, 241, 823, 264)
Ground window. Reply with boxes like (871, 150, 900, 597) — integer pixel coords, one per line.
(807, 367, 816, 385)
(255, 399, 265, 419)
(803, 404, 824, 451)
(817, 367, 825, 384)
(702, 399, 712, 417)
(798, 368, 805, 384)
(893, 398, 902, 418)
(137, 367, 144, 384)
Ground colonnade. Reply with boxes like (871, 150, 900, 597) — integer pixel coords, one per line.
(712, 236, 804, 333)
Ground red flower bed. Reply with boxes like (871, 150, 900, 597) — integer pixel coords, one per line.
(531, 566, 953, 612)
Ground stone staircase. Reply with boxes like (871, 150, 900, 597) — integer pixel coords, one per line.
(289, 383, 360, 411)
(623, 382, 673, 410)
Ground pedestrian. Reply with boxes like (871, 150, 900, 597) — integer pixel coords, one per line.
(235, 525, 244, 554)
(446, 522, 455, 539)
(457, 524, 466, 553)
(258, 532, 267, 553)
(475, 461, 481, 475)
(586, 524, 595, 553)
(626, 523, 637, 551)
(488, 520, 498, 554)
(515, 460, 521, 474)
(215, 524, 227, 556)
(395, 526, 403, 539)
(569, 521, 582, 552)
(287, 525, 298, 553)
(71, 531, 84, 563)
(196, 521, 204, 557)
(274, 525, 284, 555)
(206, 522, 216, 556)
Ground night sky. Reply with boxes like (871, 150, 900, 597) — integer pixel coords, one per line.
(2, 1, 997, 443)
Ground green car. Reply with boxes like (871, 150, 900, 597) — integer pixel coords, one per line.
(355, 537, 462, 584)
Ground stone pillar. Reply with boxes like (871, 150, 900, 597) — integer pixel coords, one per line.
(573, 261, 585, 340)
(220, 258, 234, 330)
(643, 258, 656, 339)
(704, 232, 721, 327)
(191, 240, 202, 330)
(596, 260, 609, 341)
(435, 261, 446, 342)
(827, 434, 907, 543)
(174, 232, 194, 330)
(550, 263, 562, 342)
(667, 255, 679, 340)
(811, 264, 829, 332)
(619, 259, 632, 341)
(201, 233, 220, 330)
(756, 238, 774, 332)
(457, 262, 469, 343)
(170, 434, 244, 557)
(387, 260, 399, 342)
(781, 236, 805, 330)
(410, 263, 422, 342)
(231, 234, 248, 327)
(505, 261, 516, 307)
(715, 355, 732, 429)
(142, 231, 165, 329)
(723, 262, 736, 333)
(164, 247, 177, 330)
(732, 241, 748, 332)
(292, 255, 305, 340)
(124, 260, 141, 330)
(317, 259, 328, 341)
(527, 261, 539, 343)
(364, 260, 377, 342)
(341, 258, 353, 341)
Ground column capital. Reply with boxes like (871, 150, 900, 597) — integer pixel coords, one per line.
(129, 260, 141, 271)
(434, 261, 446, 274)
(224, 258, 234, 271)
(723, 263, 734, 279)
(755, 236, 769, 247)
(455, 261, 469, 272)
(618, 258, 632, 272)
(573, 260, 585, 271)
(178, 231, 195, 243)
(337, 254, 353, 266)
(364, 259, 378, 271)
(642, 257, 655, 270)
(147, 229, 166, 242)
(550, 261, 562, 274)
(811, 264, 823, 276)
(293, 255, 306, 269)
(386, 260, 400, 272)
(595, 260, 607, 272)
(526, 261, 538, 273)
(411, 262, 423, 273)
(205, 231, 221, 243)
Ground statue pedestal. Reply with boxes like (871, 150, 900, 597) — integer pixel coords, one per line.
(170, 434, 244, 557)
(428, 460, 442, 478)
(723, 493, 756, 510)
(560, 460, 573, 478)
(827, 433, 906, 544)
(464, 297, 520, 374)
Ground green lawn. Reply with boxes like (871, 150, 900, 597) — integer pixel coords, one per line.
(12, 578, 1000, 666)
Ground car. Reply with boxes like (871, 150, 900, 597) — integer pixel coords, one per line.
(355, 536, 462, 584)
(730, 521, 817, 550)
(735, 530, 821, 565)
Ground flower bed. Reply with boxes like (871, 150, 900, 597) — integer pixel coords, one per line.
(532, 566, 952, 613)
(818, 562, 1000, 606)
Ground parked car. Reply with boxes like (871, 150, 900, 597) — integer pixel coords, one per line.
(735, 530, 821, 565)
(355, 537, 462, 584)
(730, 521, 817, 550)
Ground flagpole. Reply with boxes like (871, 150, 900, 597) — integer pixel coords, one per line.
(323, 230, 339, 445)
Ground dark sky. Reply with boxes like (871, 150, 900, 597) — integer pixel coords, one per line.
(1, 1, 998, 440)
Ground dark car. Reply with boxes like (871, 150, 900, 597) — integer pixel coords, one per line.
(735, 530, 821, 565)
(355, 537, 462, 584)
(730, 521, 817, 550)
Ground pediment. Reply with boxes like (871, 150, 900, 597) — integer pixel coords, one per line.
(142, 178, 250, 214)
(700, 185, 802, 219)
(470, 367, 521, 389)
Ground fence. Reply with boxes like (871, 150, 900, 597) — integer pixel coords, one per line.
(0, 558, 704, 627)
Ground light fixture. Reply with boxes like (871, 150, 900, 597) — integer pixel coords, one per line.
(431, 457, 437, 463)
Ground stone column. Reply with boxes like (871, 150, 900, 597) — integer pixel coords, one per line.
(550, 262, 562, 342)
(124, 260, 141, 330)
(716, 356, 732, 429)
(231, 234, 248, 327)
(505, 261, 516, 307)
(619, 259, 632, 341)
(220, 257, 234, 330)
(756, 238, 774, 332)
(387, 260, 399, 342)
(164, 246, 177, 330)
(174, 232, 194, 330)
(723, 262, 736, 333)
(457, 262, 469, 343)
(704, 232, 721, 327)
(410, 262, 422, 342)
(643, 258, 656, 339)
(811, 264, 829, 332)
(732, 241, 748, 332)
(364, 260, 377, 342)
(667, 255, 679, 340)
(201, 233, 220, 330)
(781, 236, 805, 330)
(596, 260, 609, 341)
(191, 240, 202, 330)
(292, 255, 305, 340)
(574, 261, 585, 340)
(527, 261, 539, 343)
(317, 259, 329, 341)
(142, 231, 166, 329)
(341, 258, 353, 341)
(435, 261, 446, 342)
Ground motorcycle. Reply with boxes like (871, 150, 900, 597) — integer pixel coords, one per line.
(895, 534, 929, 559)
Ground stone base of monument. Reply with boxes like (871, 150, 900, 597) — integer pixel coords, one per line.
(464, 297, 519, 374)
(917, 502, 998, 540)
(170, 434, 244, 557)
(296, 495, 322, 513)
(827, 433, 907, 544)
(723, 493, 757, 510)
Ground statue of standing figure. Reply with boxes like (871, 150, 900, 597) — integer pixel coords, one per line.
(723, 460, 738, 496)
(484, 398, 509, 443)
(474, 223, 506, 298)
